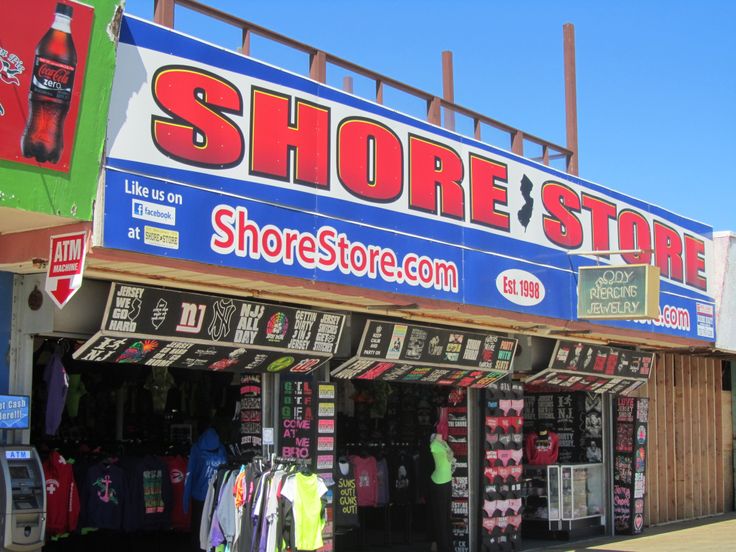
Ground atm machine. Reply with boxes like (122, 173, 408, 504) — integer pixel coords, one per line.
(0, 446, 45, 552)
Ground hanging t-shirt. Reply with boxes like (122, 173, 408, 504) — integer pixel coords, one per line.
(280, 473, 328, 551)
(525, 432, 560, 465)
(390, 452, 415, 505)
(43, 451, 80, 535)
(349, 455, 378, 507)
(336, 380, 356, 416)
(84, 463, 126, 530)
(162, 455, 190, 531)
(44, 353, 68, 436)
(375, 458, 390, 506)
(430, 438, 454, 485)
(334, 461, 359, 529)
(145, 366, 175, 413)
(65, 374, 87, 418)
(265, 470, 287, 552)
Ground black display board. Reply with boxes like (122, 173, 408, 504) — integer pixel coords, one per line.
(74, 335, 329, 374)
(523, 392, 576, 463)
(448, 391, 469, 552)
(524, 392, 603, 464)
(278, 377, 336, 550)
(279, 377, 316, 461)
(548, 341, 654, 378)
(579, 393, 604, 463)
(102, 282, 345, 353)
(240, 374, 262, 449)
(332, 320, 517, 388)
(74, 282, 346, 374)
(316, 383, 337, 551)
(613, 397, 649, 535)
(524, 341, 654, 396)
(359, 320, 516, 370)
(479, 378, 524, 551)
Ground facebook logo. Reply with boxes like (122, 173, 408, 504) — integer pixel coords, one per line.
(131, 198, 177, 226)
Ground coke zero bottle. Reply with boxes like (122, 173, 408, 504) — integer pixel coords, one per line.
(21, 3, 77, 164)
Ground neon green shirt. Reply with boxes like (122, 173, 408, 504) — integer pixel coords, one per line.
(280, 473, 328, 550)
(430, 438, 454, 484)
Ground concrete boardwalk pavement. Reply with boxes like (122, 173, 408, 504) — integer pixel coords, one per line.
(528, 513, 736, 551)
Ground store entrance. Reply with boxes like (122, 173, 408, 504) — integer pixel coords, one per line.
(519, 389, 606, 548)
(332, 379, 469, 552)
(30, 336, 243, 552)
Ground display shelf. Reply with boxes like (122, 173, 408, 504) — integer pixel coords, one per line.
(522, 463, 605, 540)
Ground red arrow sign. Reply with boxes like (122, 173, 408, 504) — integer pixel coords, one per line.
(45, 231, 88, 309)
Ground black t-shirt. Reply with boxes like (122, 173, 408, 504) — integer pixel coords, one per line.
(389, 451, 416, 505)
(334, 461, 359, 529)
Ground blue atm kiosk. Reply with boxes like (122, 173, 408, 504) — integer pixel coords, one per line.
(0, 396, 45, 551)
(0, 447, 45, 552)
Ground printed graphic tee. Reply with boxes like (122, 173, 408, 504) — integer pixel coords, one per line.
(162, 455, 190, 530)
(334, 461, 359, 529)
(524, 432, 560, 465)
(349, 455, 378, 507)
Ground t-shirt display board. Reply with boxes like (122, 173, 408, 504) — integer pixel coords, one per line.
(523, 392, 603, 464)
(240, 374, 262, 450)
(447, 391, 469, 552)
(525, 341, 654, 395)
(613, 397, 649, 535)
(74, 282, 345, 375)
(480, 377, 524, 551)
(278, 377, 336, 551)
(331, 320, 517, 388)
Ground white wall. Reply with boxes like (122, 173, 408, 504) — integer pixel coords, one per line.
(714, 232, 736, 352)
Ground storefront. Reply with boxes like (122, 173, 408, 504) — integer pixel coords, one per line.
(2, 9, 723, 552)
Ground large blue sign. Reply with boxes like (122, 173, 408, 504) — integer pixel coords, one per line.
(102, 16, 716, 342)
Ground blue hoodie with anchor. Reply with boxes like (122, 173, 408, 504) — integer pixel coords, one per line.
(183, 428, 227, 511)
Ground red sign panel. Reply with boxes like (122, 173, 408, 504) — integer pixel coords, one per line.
(0, 0, 93, 172)
(45, 231, 87, 308)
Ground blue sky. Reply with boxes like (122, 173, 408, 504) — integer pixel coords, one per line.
(125, 0, 735, 232)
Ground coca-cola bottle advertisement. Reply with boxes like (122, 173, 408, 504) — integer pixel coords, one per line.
(0, 0, 93, 172)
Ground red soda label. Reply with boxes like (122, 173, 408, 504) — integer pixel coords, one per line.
(30, 56, 75, 101)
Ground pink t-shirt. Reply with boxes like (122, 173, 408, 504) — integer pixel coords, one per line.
(349, 455, 378, 507)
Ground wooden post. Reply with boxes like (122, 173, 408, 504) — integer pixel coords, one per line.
(375, 80, 384, 104)
(646, 361, 658, 524)
(442, 50, 455, 131)
(694, 359, 705, 517)
(683, 356, 694, 519)
(154, 0, 175, 27)
(563, 23, 579, 175)
(241, 28, 251, 56)
(665, 355, 676, 520)
(655, 354, 668, 521)
(343, 76, 354, 94)
(511, 130, 524, 156)
(674, 356, 686, 520)
(427, 96, 441, 126)
(310, 50, 327, 83)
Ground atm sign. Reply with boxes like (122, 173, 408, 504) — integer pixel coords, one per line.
(5, 451, 31, 460)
